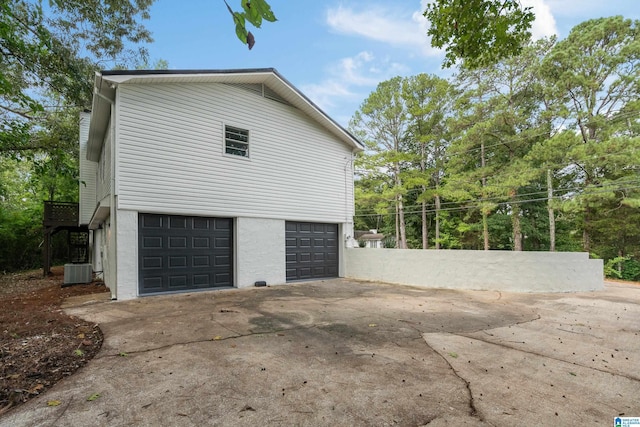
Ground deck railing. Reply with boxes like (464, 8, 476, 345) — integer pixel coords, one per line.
(43, 201, 79, 227)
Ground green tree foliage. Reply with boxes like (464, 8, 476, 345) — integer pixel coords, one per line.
(230, 1, 534, 67)
(0, 0, 154, 271)
(351, 77, 412, 249)
(424, 0, 535, 68)
(542, 16, 640, 254)
(1, 0, 154, 148)
(402, 74, 455, 249)
(353, 17, 639, 276)
(225, 0, 277, 49)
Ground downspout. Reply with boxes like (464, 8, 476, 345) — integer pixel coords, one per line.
(95, 78, 118, 300)
(342, 152, 356, 278)
(343, 153, 355, 242)
(109, 97, 117, 300)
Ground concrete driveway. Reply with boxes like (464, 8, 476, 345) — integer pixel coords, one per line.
(3, 279, 639, 426)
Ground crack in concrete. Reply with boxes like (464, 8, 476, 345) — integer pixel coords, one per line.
(96, 323, 323, 358)
(454, 332, 640, 383)
(426, 339, 482, 422)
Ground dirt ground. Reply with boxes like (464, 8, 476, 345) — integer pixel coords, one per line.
(0, 266, 109, 415)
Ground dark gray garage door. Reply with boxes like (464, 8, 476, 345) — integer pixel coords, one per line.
(285, 222, 338, 281)
(139, 214, 233, 295)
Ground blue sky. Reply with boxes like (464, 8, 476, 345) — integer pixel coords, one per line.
(143, 0, 639, 126)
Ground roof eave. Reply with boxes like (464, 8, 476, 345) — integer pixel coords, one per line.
(86, 73, 114, 162)
(97, 69, 364, 152)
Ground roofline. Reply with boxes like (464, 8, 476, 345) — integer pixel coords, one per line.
(98, 68, 364, 151)
(100, 68, 277, 76)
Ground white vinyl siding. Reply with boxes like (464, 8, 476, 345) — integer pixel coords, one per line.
(96, 122, 112, 202)
(115, 83, 355, 223)
(79, 112, 97, 225)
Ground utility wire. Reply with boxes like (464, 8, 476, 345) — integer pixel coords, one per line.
(354, 177, 640, 214)
(354, 184, 640, 217)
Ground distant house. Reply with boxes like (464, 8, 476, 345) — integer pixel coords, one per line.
(355, 230, 385, 248)
(79, 68, 363, 300)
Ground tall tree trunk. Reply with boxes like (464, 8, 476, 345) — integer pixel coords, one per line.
(482, 211, 489, 250)
(481, 141, 489, 250)
(395, 202, 399, 248)
(547, 169, 556, 252)
(510, 189, 523, 251)
(583, 174, 592, 253)
(512, 206, 522, 251)
(435, 194, 441, 249)
(394, 162, 408, 249)
(421, 143, 428, 249)
(583, 207, 591, 253)
(422, 200, 428, 249)
(398, 194, 408, 249)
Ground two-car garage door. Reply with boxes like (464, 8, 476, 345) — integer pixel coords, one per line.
(138, 214, 338, 295)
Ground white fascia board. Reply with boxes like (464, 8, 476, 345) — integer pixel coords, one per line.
(87, 73, 115, 162)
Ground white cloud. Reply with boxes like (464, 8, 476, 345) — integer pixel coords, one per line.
(326, 4, 440, 56)
(523, 0, 558, 39)
(542, 0, 633, 18)
(301, 51, 409, 114)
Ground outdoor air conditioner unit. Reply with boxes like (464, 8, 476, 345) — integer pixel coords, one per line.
(63, 263, 93, 285)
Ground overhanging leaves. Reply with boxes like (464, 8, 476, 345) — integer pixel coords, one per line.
(424, 0, 534, 68)
(226, 0, 277, 49)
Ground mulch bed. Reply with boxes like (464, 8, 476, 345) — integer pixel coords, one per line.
(0, 266, 109, 415)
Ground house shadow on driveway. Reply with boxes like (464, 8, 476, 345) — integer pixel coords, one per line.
(3, 279, 639, 426)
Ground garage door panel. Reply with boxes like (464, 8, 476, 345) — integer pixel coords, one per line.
(286, 222, 338, 281)
(168, 275, 187, 287)
(168, 236, 187, 248)
(193, 218, 210, 229)
(215, 237, 231, 247)
(285, 237, 297, 248)
(142, 236, 163, 249)
(141, 256, 162, 269)
(193, 237, 210, 248)
(141, 215, 163, 228)
(215, 272, 232, 284)
(193, 274, 210, 285)
(142, 276, 163, 290)
(169, 216, 187, 229)
(139, 214, 233, 295)
(192, 255, 210, 267)
(299, 223, 312, 232)
(215, 219, 232, 230)
(168, 256, 187, 268)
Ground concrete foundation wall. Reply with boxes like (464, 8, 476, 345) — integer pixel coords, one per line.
(236, 217, 286, 288)
(115, 209, 138, 300)
(345, 249, 603, 292)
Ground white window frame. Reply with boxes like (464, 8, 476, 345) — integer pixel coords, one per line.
(223, 124, 250, 159)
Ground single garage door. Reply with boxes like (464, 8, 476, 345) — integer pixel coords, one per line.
(285, 222, 338, 281)
(139, 214, 233, 295)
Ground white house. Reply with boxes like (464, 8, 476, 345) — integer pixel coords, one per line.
(79, 68, 363, 300)
(356, 230, 385, 248)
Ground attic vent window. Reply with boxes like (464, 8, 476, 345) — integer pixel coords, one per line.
(225, 125, 249, 158)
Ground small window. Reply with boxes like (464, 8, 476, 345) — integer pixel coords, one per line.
(225, 125, 249, 158)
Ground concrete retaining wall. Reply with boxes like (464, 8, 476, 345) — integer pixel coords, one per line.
(345, 248, 603, 292)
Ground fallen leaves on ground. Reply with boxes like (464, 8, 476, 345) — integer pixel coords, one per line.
(0, 266, 109, 416)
